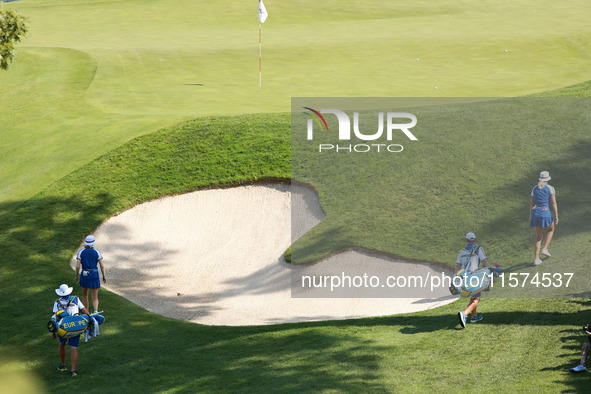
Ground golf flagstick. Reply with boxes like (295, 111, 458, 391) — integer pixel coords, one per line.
(259, 22, 262, 86)
(258, 0, 268, 86)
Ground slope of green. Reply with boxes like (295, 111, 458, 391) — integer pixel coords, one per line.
(0, 47, 175, 215)
(534, 79, 591, 97)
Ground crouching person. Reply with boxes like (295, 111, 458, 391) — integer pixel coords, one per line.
(52, 284, 90, 377)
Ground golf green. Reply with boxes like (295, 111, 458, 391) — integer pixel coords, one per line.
(2, 0, 591, 211)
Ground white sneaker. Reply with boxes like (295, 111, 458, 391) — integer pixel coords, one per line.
(533, 258, 543, 266)
(542, 248, 551, 258)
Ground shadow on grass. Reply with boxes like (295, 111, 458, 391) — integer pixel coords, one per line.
(484, 137, 591, 258)
(394, 311, 588, 334)
(542, 329, 591, 393)
(568, 299, 591, 308)
(1, 106, 590, 391)
(477, 136, 591, 301)
(0, 191, 120, 327)
(0, 199, 27, 219)
(40, 302, 591, 392)
(47, 313, 391, 392)
(0, 190, 391, 392)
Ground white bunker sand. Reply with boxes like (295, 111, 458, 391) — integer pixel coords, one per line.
(74, 183, 455, 326)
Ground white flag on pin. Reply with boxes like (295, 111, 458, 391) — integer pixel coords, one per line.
(259, 0, 268, 23)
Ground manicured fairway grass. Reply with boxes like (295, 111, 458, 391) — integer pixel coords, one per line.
(3, 0, 591, 211)
(0, 47, 177, 215)
(0, 111, 589, 392)
(14, 0, 591, 115)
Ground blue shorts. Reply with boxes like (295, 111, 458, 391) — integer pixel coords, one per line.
(58, 335, 80, 348)
(530, 207, 553, 228)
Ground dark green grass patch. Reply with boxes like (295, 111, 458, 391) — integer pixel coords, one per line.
(0, 113, 289, 392)
(2, 295, 590, 392)
(534, 80, 591, 97)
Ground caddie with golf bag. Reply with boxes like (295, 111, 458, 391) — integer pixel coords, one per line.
(453, 232, 502, 329)
(47, 284, 104, 377)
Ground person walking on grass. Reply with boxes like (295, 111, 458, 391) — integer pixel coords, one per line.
(52, 284, 90, 377)
(75, 235, 106, 313)
(456, 232, 490, 329)
(570, 324, 591, 373)
(530, 171, 559, 266)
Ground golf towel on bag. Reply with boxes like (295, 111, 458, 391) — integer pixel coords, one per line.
(85, 314, 104, 342)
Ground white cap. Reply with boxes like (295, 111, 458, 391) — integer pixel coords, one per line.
(84, 235, 96, 246)
(539, 171, 551, 182)
(55, 284, 73, 296)
(465, 232, 476, 241)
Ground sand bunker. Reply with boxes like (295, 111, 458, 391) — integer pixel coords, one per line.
(72, 183, 456, 326)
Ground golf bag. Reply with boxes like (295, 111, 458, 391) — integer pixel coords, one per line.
(47, 296, 105, 339)
(449, 266, 504, 298)
(47, 313, 90, 338)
